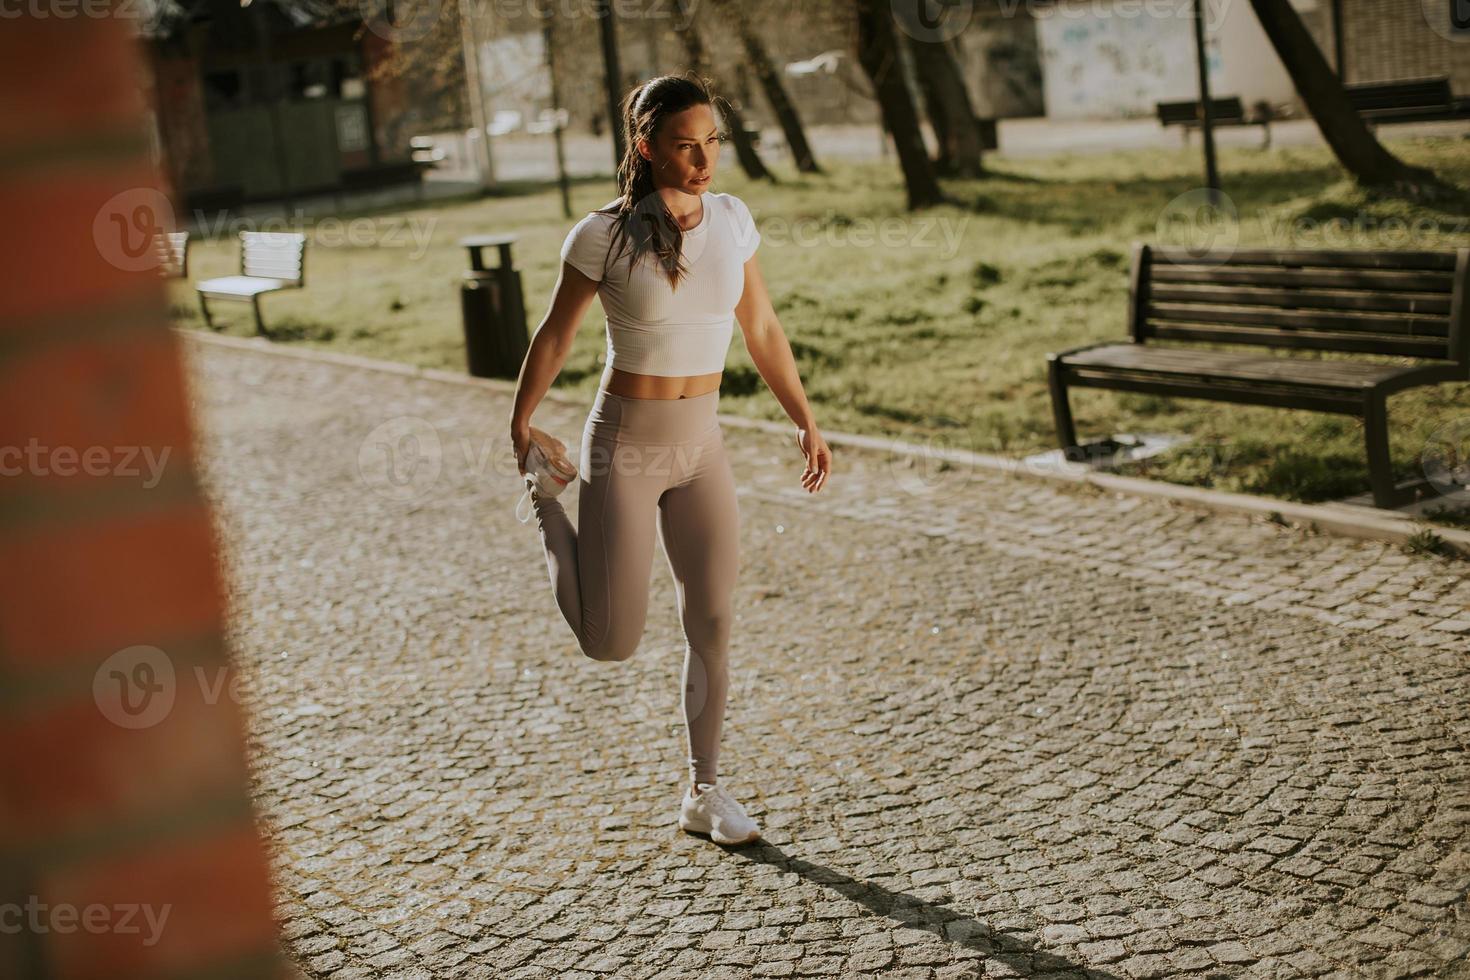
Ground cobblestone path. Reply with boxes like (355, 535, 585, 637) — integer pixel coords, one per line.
(179, 335, 1470, 980)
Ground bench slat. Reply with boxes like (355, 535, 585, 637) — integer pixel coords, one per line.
(1149, 264, 1456, 293)
(1150, 283, 1452, 315)
(1148, 323, 1449, 358)
(1059, 342, 1411, 389)
(1151, 246, 1457, 270)
(1063, 371, 1364, 414)
(243, 262, 303, 276)
(1147, 302, 1449, 338)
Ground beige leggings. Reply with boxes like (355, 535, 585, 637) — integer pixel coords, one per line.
(528, 386, 740, 786)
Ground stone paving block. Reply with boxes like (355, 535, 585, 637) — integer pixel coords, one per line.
(180, 339, 1470, 980)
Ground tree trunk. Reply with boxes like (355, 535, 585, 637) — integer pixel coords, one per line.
(1247, 0, 1438, 195)
(674, 0, 774, 182)
(712, 0, 822, 174)
(906, 36, 951, 172)
(908, 34, 985, 177)
(855, 0, 943, 209)
(595, 0, 626, 168)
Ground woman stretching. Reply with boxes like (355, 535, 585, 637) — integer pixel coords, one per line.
(509, 73, 832, 846)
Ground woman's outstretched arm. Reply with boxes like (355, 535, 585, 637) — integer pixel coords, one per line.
(733, 254, 832, 494)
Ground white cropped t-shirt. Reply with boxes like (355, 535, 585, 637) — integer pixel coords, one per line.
(559, 191, 761, 377)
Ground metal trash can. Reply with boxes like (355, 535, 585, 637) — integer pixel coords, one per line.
(459, 233, 528, 379)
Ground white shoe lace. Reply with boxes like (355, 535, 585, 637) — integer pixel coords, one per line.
(699, 784, 751, 826)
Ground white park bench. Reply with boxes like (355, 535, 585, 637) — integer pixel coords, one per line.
(197, 231, 306, 335)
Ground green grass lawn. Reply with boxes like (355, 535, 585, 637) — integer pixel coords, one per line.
(170, 134, 1470, 514)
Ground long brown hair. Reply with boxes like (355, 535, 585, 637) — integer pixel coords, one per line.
(594, 72, 726, 291)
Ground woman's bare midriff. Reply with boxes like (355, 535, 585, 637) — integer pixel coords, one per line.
(602, 366, 722, 400)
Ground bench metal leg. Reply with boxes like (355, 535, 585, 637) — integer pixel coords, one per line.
(1047, 357, 1079, 452)
(198, 293, 214, 330)
(1364, 393, 1397, 509)
(251, 296, 265, 336)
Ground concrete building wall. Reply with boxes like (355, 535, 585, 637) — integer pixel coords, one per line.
(1036, 0, 1224, 118)
(1035, 0, 1469, 119)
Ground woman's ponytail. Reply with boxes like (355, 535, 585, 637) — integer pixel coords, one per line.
(599, 73, 716, 290)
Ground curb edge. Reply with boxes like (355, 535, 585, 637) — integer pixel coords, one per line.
(174, 328, 1470, 554)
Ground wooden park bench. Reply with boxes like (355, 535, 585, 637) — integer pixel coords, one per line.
(1157, 96, 1274, 147)
(196, 231, 306, 335)
(154, 231, 189, 278)
(1046, 243, 1470, 509)
(1346, 76, 1470, 124)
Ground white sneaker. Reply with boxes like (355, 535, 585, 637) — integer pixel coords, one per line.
(516, 427, 577, 523)
(679, 782, 761, 845)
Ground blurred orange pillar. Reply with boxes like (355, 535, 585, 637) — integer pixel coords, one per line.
(0, 11, 290, 980)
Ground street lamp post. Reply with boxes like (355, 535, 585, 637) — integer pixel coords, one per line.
(1192, 0, 1220, 193)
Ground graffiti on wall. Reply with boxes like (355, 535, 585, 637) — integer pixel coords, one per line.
(1037, 4, 1224, 119)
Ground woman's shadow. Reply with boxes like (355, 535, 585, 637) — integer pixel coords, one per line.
(728, 841, 1129, 979)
